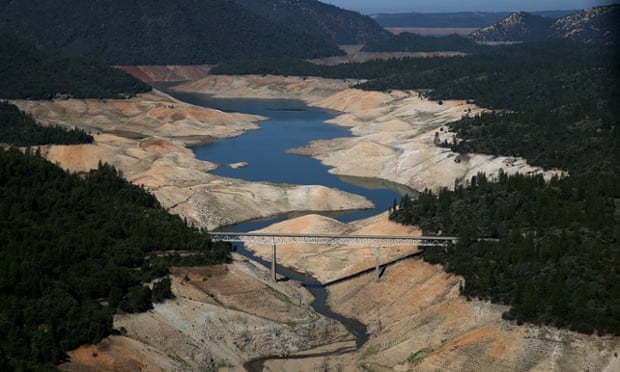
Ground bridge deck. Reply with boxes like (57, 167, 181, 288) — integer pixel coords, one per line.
(210, 232, 457, 247)
(210, 232, 457, 282)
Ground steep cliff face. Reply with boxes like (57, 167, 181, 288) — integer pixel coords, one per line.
(470, 5, 619, 44)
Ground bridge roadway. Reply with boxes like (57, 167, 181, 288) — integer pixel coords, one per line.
(210, 232, 458, 282)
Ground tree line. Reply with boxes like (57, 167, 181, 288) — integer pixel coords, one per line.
(0, 32, 151, 100)
(0, 147, 230, 370)
(0, 101, 93, 146)
(217, 38, 619, 335)
(213, 39, 617, 111)
(390, 171, 619, 335)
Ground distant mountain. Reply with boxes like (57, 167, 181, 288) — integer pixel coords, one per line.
(470, 5, 619, 44)
(233, 0, 391, 44)
(552, 5, 620, 44)
(469, 12, 555, 42)
(372, 11, 576, 28)
(0, 0, 344, 65)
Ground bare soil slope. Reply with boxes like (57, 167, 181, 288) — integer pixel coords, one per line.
(13, 89, 372, 230)
(62, 258, 352, 371)
(254, 214, 620, 371)
(174, 75, 561, 193)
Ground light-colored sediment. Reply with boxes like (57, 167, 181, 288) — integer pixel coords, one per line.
(309, 44, 466, 65)
(32, 73, 613, 370)
(13, 89, 373, 230)
(255, 213, 620, 372)
(61, 257, 352, 371)
(117, 65, 213, 83)
(172, 74, 361, 102)
(175, 75, 561, 193)
(323, 258, 620, 372)
(304, 89, 563, 192)
(15, 89, 262, 146)
(245, 212, 421, 284)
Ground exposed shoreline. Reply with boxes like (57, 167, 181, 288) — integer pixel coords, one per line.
(171, 74, 562, 194)
(16, 71, 615, 371)
(13, 87, 374, 231)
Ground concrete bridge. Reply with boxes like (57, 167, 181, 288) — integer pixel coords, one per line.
(210, 232, 458, 282)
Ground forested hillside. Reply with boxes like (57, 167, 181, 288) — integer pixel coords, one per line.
(362, 33, 483, 53)
(372, 10, 574, 28)
(0, 33, 150, 99)
(233, 0, 391, 44)
(0, 0, 343, 65)
(381, 41, 618, 333)
(470, 5, 619, 44)
(0, 147, 230, 370)
(214, 38, 619, 335)
(390, 170, 619, 335)
(213, 39, 615, 110)
(0, 101, 93, 145)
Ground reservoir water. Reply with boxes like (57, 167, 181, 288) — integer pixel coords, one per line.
(166, 91, 414, 230)
(162, 90, 411, 365)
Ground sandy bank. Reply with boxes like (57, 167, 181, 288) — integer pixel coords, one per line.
(250, 213, 620, 371)
(175, 75, 561, 193)
(14, 89, 372, 230)
(245, 212, 421, 284)
(117, 65, 213, 83)
(15, 89, 262, 146)
(172, 74, 360, 102)
(61, 257, 352, 371)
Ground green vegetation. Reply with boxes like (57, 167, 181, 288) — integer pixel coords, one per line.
(0, 33, 151, 100)
(0, 147, 230, 370)
(0, 101, 93, 145)
(408, 348, 431, 366)
(362, 33, 484, 53)
(0, 0, 343, 65)
(391, 171, 619, 335)
(232, 0, 390, 45)
(446, 100, 619, 177)
(214, 39, 615, 110)
(171, 38, 620, 336)
(376, 40, 619, 335)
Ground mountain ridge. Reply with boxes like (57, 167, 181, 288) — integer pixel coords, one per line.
(372, 10, 576, 28)
(470, 5, 619, 44)
(0, 0, 345, 65)
(233, 0, 391, 44)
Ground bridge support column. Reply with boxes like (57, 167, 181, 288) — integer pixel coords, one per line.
(375, 246, 380, 282)
(271, 242, 277, 281)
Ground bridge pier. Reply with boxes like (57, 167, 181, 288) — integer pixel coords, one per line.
(376, 246, 380, 282)
(272, 242, 277, 281)
(209, 232, 457, 284)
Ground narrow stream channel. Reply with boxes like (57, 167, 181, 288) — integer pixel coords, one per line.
(233, 244, 367, 371)
(162, 89, 411, 368)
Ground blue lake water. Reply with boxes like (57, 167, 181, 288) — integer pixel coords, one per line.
(165, 91, 415, 230)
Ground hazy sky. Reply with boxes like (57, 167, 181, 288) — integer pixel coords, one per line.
(325, 0, 619, 14)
